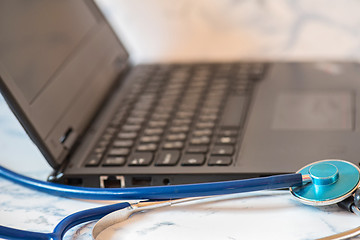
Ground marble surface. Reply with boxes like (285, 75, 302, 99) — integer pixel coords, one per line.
(2, 1, 360, 239)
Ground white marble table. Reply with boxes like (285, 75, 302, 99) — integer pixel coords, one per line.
(2, 1, 360, 239)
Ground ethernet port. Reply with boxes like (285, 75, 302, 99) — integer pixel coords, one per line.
(100, 175, 124, 188)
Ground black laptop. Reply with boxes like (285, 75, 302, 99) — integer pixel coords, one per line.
(1, 0, 360, 188)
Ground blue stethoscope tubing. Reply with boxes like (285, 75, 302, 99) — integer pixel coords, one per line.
(0, 159, 359, 240)
(0, 165, 303, 240)
(0, 165, 303, 200)
(0, 201, 131, 240)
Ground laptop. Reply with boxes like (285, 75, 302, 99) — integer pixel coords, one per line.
(1, 0, 359, 188)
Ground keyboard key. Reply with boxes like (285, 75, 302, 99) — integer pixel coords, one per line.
(211, 145, 234, 155)
(178, 104, 196, 110)
(166, 133, 187, 141)
(151, 113, 171, 120)
(140, 135, 161, 143)
(97, 139, 110, 147)
(104, 127, 117, 134)
(203, 103, 221, 110)
(181, 154, 205, 166)
(129, 110, 148, 118)
(108, 148, 130, 156)
(155, 150, 181, 166)
(118, 132, 137, 139)
(127, 117, 146, 125)
(122, 124, 141, 132)
(154, 106, 173, 113)
(85, 153, 103, 167)
(208, 156, 232, 166)
(128, 152, 153, 166)
(196, 122, 215, 129)
(137, 143, 158, 151)
(198, 114, 217, 121)
(201, 107, 219, 115)
(193, 129, 213, 137)
(110, 111, 125, 126)
(112, 140, 134, 148)
(172, 119, 192, 125)
(133, 104, 151, 111)
(102, 133, 113, 141)
(190, 136, 211, 145)
(144, 128, 164, 135)
(217, 137, 237, 144)
(169, 125, 190, 133)
(148, 120, 167, 128)
(218, 129, 238, 137)
(186, 145, 208, 153)
(163, 141, 184, 149)
(94, 146, 106, 154)
(103, 156, 126, 166)
(176, 111, 194, 119)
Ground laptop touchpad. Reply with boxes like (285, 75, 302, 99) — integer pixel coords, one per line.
(272, 92, 353, 130)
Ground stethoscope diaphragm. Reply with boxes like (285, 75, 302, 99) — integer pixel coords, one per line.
(290, 159, 360, 206)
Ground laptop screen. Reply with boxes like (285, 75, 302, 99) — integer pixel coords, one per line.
(0, 1, 97, 103)
(0, 0, 128, 166)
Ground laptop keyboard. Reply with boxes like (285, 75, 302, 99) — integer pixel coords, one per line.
(85, 63, 266, 168)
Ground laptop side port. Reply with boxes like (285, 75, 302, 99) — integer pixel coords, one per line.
(131, 176, 152, 186)
(66, 177, 83, 186)
(100, 175, 125, 188)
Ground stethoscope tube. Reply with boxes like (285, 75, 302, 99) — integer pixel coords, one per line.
(0, 202, 131, 240)
(1, 159, 360, 240)
(0, 226, 50, 240)
(52, 202, 131, 240)
(0, 165, 303, 240)
(0, 165, 303, 200)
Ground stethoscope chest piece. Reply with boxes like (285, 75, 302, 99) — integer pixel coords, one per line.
(290, 159, 360, 206)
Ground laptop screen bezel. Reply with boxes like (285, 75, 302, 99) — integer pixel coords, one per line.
(0, 0, 129, 168)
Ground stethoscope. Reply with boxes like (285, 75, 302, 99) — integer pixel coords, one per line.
(1, 159, 360, 240)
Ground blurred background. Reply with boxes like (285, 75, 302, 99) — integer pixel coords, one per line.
(96, 0, 360, 63)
